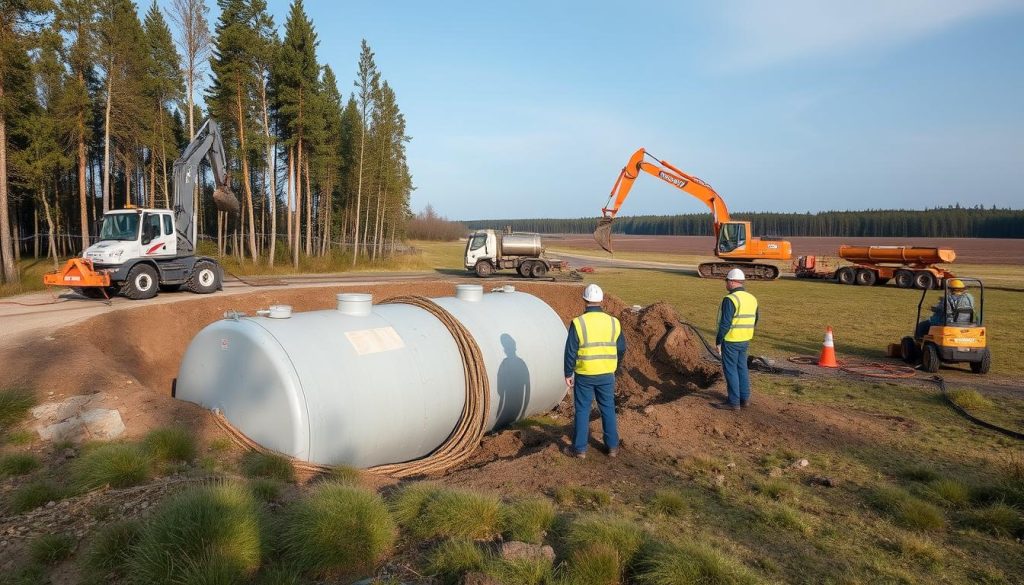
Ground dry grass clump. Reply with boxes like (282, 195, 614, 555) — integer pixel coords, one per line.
(392, 483, 501, 540)
(500, 497, 557, 544)
(756, 502, 811, 535)
(925, 478, 971, 507)
(424, 539, 488, 585)
(636, 541, 759, 585)
(484, 556, 555, 585)
(79, 520, 142, 585)
(144, 427, 196, 464)
(553, 485, 612, 509)
(755, 478, 795, 501)
(961, 503, 1024, 538)
(0, 452, 40, 477)
(947, 389, 993, 411)
(7, 480, 64, 514)
(29, 533, 75, 565)
(71, 443, 152, 490)
(240, 451, 296, 483)
(280, 481, 396, 577)
(651, 489, 688, 516)
(871, 485, 945, 532)
(899, 464, 939, 483)
(564, 514, 645, 569)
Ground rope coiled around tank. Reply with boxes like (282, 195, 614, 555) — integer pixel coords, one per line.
(212, 294, 491, 478)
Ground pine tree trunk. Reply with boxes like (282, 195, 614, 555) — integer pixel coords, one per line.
(77, 86, 89, 252)
(160, 109, 170, 207)
(0, 81, 18, 284)
(352, 113, 366, 266)
(236, 86, 258, 263)
(33, 209, 39, 259)
(149, 150, 156, 208)
(371, 185, 381, 261)
(304, 159, 312, 256)
(286, 144, 293, 249)
(41, 189, 58, 269)
(293, 137, 302, 269)
(102, 57, 114, 213)
(261, 85, 276, 267)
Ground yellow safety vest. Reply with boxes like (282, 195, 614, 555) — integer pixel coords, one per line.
(723, 290, 758, 343)
(571, 311, 622, 376)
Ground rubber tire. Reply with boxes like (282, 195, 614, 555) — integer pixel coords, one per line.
(970, 351, 991, 374)
(121, 264, 159, 300)
(855, 269, 878, 286)
(159, 283, 182, 293)
(836, 267, 856, 285)
(517, 262, 531, 277)
(474, 260, 494, 278)
(894, 270, 914, 289)
(921, 343, 940, 373)
(187, 261, 220, 294)
(900, 336, 918, 364)
(914, 271, 936, 290)
(530, 262, 548, 278)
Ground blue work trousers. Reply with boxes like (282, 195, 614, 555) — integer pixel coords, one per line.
(721, 341, 750, 406)
(572, 374, 619, 453)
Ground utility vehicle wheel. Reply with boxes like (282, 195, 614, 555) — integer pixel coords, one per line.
(894, 270, 914, 289)
(159, 283, 182, 293)
(121, 264, 159, 300)
(970, 351, 991, 374)
(855, 268, 878, 286)
(921, 343, 940, 373)
(187, 261, 220, 294)
(530, 262, 548, 278)
(900, 336, 918, 363)
(474, 260, 494, 278)
(836, 267, 856, 285)
(914, 271, 936, 290)
(517, 262, 532, 277)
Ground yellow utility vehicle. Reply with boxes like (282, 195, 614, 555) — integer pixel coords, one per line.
(901, 277, 990, 374)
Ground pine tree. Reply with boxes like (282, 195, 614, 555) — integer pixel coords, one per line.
(351, 39, 379, 265)
(250, 0, 277, 264)
(142, 1, 182, 208)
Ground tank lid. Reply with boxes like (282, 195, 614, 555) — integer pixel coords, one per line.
(337, 293, 373, 316)
(455, 284, 484, 302)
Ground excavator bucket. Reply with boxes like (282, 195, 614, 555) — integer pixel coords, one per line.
(594, 217, 615, 253)
(213, 186, 241, 214)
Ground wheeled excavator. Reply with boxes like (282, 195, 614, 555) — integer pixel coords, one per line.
(594, 148, 792, 280)
(43, 119, 240, 299)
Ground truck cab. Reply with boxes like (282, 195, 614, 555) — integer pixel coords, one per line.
(464, 229, 497, 272)
(84, 209, 178, 267)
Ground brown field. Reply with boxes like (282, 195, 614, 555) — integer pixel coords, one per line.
(548, 234, 1024, 265)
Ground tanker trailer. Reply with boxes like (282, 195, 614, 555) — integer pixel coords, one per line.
(794, 245, 956, 289)
(464, 229, 564, 278)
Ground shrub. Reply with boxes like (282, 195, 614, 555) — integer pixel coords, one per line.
(0, 387, 35, 429)
(8, 480, 63, 514)
(29, 533, 75, 565)
(393, 484, 501, 540)
(636, 541, 759, 585)
(128, 483, 262, 584)
(80, 520, 142, 584)
(281, 481, 396, 577)
(500, 497, 556, 543)
(425, 539, 488, 584)
(71, 443, 151, 490)
(0, 452, 40, 477)
(560, 543, 621, 585)
(565, 514, 645, 568)
(871, 486, 945, 532)
(926, 478, 971, 507)
(962, 503, 1024, 538)
(553, 485, 611, 509)
(651, 489, 688, 516)
(947, 389, 993, 410)
(144, 427, 196, 463)
(240, 451, 295, 483)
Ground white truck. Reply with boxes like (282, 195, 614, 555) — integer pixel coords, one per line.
(44, 120, 239, 300)
(464, 229, 560, 278)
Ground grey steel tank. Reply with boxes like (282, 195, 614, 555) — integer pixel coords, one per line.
(500, 233, 543, 257)
(174, 285, 567, 468)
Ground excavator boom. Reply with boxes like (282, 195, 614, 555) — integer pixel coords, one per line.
(172, 119, 239, 255)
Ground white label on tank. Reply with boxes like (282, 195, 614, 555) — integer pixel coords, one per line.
(345, 327, 405, 355)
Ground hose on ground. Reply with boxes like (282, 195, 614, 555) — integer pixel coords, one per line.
(929, 375, 1024, 441)
(674, 319, 803, 376)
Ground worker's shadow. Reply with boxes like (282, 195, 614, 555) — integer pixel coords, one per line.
(495, 333, 531, 429)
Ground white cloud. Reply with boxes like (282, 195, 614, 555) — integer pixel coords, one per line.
(715, 0, 1023, 69)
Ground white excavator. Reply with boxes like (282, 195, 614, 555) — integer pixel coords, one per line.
(44, 119, 240, 300)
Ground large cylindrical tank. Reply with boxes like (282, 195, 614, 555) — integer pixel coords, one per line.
(838, 245, 955, 265)
(500, 233, 543, 257)
(174, 285, 567, 468)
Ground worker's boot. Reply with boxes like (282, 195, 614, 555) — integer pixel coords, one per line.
(712, 401, 740, 412)
(740, 399, 750, 408)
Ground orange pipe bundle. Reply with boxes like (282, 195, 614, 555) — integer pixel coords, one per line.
(838, 245, 955, 265)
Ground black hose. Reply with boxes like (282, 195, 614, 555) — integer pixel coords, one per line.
(674, 319, 803, 376)
(930, 375, 1024, 441)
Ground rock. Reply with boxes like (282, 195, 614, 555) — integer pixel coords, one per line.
(642, 405, 655, 415)
(463, 572, 501, 585)
(713, 474, 726, 487)
(46, 501, 55, 508)
(36, 407, 125, 442)
(809, 476, 836, 488)
(726, 462, 736, 469)
(792, 459, 810, 469)
(499, 541, 555, 563)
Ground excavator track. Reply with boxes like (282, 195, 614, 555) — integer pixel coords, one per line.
(698, 262, 779, 280)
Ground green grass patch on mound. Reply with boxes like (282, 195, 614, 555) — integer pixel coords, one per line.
(0, 453, 40, 477)
(128, 482, 262, 585)
(425, 539, 488, 585)
(326, 464, 362, 485)
(870, 485, 945, 532)
(651, 489, 688, 517)
(281, 481, 396, 578)
(144, 427, 196, 464)
(560, 543, 621, 585)
(0, 387, 35, 431)
(500, 497, 556, 544)
(241, 451, 296, 483)
(636, 541, 759, 585)
(71, 443, 151, 490)
(564, 514, 645, 569)
(553, 485, 612, 509)
(925, 478, 972, 507)
(29, 533, 75, 565)
(899, 464, 940, 483)
(393, 483, 501, 540)
(947, 389, 993, 411)
(7, 480, 64, 514)
(962, 503, 1024, 538)
(80, 520, 142, 585)
(755, 478, 795, 501)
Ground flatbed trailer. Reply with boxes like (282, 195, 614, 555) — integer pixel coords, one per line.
(794, 245, 956, 289)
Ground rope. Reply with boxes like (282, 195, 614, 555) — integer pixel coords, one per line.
(212, 295, 491, 478)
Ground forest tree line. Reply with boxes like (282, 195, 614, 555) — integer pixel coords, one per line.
(465, 207, 1024, 239)
(0, 0, 413, 285)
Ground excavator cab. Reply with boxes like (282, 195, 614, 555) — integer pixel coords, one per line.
(716, 222, 748, 254)
(901, 277, 989, 374)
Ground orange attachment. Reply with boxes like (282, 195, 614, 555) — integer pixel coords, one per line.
(818, 326, 838, 368)
(43, 258, 111, 289)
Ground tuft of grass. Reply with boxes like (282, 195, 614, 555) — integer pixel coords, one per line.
(756, 502, 810, 535)
(80, 520, 142, 584)
(636, 541, 759, 585)
(326, 464, 362, 485)
(6, 429, 35, 445)
(484, 556, 555, 585)
(899, 465, 940, 483)
(0, 387, 35, 430)
(1, 564, 46, 585)
(281, 481, 396, 577)
(144, 427, 196, 464)
(393, 484, 501, 540)
(500, 497, 556, 544)
(249, 478, 283, 503)
(755, 478, 794, 501)
(565, 514, 645, 569)
(553, 485, 612, 509)
(241, 451, 295, 483)
(424, 539, 488, 585)
(947, 389, 993, 411)
(29, 533, 75, 565)
(209, 436, 233, 453)
(962, 503, 1024, 538)
(893, 533, 942, 565)
(0, 452, 40, 477)
(651, 489, 688, 517)
(7, 480, 64, 514)
(560, 543, 621, 585)
(871, 486, 945, 532)
(252, 565, 307, 585)
(71, 443, 152, 490)
(128, 482, 262, 584)
(925, 478, 971, 507)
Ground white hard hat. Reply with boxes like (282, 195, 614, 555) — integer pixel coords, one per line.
(726, 268, 746, 281)
(583, 284, 604, 302)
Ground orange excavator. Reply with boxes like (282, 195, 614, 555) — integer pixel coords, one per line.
(595, 148, 792, 280)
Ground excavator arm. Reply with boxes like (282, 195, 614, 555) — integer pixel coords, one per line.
(172, 119, 239, 255)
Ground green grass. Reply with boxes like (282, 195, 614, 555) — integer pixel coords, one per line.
(870, 485, 946, 532)
(0, 387, 35, 430)
(962, 503, 1024, 538)
(754, 478, 795, 501)
(899, 464, 940, 483)
(392, 484, 501, 540)
(925, 478, 972, 507)
(80, 520, 142, 585)
(325, 464, 362, 485)
(128, 483, 262, 585)
(651, 489, 689, 516)
(248, 478, 284, 503)
(560, 543, 621, 585)
(499, 497, 557, 544)
(947, 389, 994, 411)
(552, 485, 612, 509)
(564, 514, 646, 569)
(281, 481, 396, 578)
(5, 430, 35, 445)
(635, 541, 759, 585)
(424, 539, 488, 585)
(7, 480, 64, 514)
(71, 443, 151, 490)
(144, 427, 196, 464)
(483, 556, 555, 585)
(29, 533, 75, 565)
(0, 452, 40, 477)
(240, 451, 296, 483)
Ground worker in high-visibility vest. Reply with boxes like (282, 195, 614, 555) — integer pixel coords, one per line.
(563, 284, 626, 459)
(714, 268, 759, 411)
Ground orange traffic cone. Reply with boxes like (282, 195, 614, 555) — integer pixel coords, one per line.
(818, 326, 838, 368)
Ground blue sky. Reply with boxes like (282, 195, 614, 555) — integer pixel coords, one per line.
(192, 0, 1024, 219)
